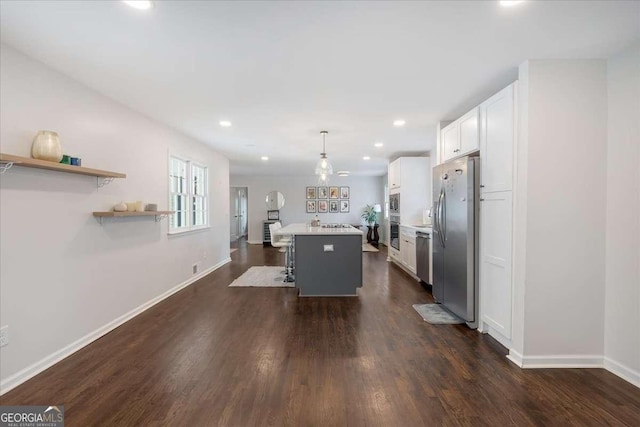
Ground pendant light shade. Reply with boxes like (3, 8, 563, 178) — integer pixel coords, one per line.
(315, 131, 333, 179)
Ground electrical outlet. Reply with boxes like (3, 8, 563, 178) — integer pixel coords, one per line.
(0, 326, 8, 347)
(192, 264, 198, 274)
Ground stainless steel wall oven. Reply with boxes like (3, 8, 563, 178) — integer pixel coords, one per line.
(390, 214, 400, 250)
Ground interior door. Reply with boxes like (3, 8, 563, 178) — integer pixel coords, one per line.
(229, 187, 239, 242)
(238, 187, 248, 237)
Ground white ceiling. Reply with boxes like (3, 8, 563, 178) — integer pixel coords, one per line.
(1, 1, 638, 176)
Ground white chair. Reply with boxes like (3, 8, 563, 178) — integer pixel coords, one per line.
(270, 222, 287, 273)
(269, 223, 294, 282)
(272, 222, 285, 252)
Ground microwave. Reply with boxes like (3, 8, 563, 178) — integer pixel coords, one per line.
(389, 193, 400, 214)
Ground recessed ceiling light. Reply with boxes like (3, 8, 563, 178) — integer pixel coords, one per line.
(393, 119, 406, 127)
(374, 142, 384, 148)
(219, 120, 232, 127)
(363, 156, 371, 161)
(499, 0, 524, 6)
(122, 0, 153, 10)
(337, 171, 350, 177)
(261, 156, 269, 161)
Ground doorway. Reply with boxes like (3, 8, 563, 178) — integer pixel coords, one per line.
(230, 187, 248, 242)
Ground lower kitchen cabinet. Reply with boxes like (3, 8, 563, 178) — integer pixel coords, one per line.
(480, 191, 513, 341)
(400, 227, 417, 274)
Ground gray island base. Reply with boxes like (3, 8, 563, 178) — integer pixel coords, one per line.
(275, 224, 364, 296)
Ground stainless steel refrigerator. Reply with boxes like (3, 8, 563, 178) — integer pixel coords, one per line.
(432, 156, 479, 328)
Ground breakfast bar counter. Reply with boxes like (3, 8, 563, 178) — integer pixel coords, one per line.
(275, 223, 363, 296)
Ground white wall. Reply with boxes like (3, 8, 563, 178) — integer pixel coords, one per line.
(0, 45, 230, 392)
(604, 44, 640, 385)
(229, 175, 385, 244)
(513, 59, 607, 364)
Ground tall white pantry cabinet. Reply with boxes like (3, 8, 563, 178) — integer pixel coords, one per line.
(478, 84, 516, 346)
(437, 82, 517, 347)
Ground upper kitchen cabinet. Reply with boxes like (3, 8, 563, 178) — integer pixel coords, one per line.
(480, 84, 515, 193)
(387, 157, 431, 225)
(441, 121, 459, 161)
(440, 106, 480, 162)
(389, 157, 401, 190)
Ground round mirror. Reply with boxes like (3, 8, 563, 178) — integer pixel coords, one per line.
(265, 191, 285, 210)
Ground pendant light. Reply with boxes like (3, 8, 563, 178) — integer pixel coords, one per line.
(315, 130, 333, 183)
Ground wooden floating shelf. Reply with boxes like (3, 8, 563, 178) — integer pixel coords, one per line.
(93, 211, 174, 218)
(0, 153, 126, 179)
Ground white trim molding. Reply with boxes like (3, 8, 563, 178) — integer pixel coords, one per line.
(0, 257, 231, 396)
(507, 349, 524, 367)
(508, 351, 602, 368)
(603, 357, 640, 388)
(507, 351, 640, 388)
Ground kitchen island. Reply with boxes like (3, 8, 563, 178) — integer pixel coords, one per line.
(275, 223, 363, 296)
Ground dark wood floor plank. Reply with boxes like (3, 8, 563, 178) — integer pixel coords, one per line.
(1, 240, 639, 426)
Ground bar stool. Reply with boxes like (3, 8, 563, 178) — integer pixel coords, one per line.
(272, 222, 285, 252)
(269, 223, 294, 282)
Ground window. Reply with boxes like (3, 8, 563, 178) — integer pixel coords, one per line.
(169, 155, 209, 233)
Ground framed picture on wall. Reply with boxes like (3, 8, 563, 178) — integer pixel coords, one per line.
(267, 210, 279, 220)
(306, 200, 317, 213)
(340, 186, 350, 199)
(317, 186, 328, 199)
(329, 186, 339, 199)
(306, 187, 317, 199)
(318, 200, 328, 213)
(329, 200, 339, 213)
(340, 200, 350, 213)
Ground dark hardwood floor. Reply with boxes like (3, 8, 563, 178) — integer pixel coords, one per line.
(2, 240, 639, 426)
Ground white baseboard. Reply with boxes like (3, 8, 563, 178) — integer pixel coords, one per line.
(506, 349, 524, 367)
(0, 257, 231, 396)
(515, 354, 603, 368)
(604, 357, 640, 388)
(506, 352, 639, 388)
(247, 240, 263, 245)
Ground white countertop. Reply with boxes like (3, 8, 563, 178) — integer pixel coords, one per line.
(401, 224, 432, 232)
(275, 223, 363, 236)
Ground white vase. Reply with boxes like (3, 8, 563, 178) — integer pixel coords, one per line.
(31, 130, 62, 162)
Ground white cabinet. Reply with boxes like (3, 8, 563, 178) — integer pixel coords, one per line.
(440, 106, 480, 163)
(480, 84, 515, 193)
(399, 227, 417, 274)
(459, 107, 480, 155)
(387, 157, 431, 225)
(441, 123, 459, 162)
(480, 191, 513, 339)
(478, 81, 517, 344)
(389, 158, 401, 190)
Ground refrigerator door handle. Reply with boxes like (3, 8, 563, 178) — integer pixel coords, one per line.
(440, 188, 446, 246)
(437, 188, 446, 248)
(433, 196, 439, 240)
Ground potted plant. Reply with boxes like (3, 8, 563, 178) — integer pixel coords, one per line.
(361, 204, 378, 226)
